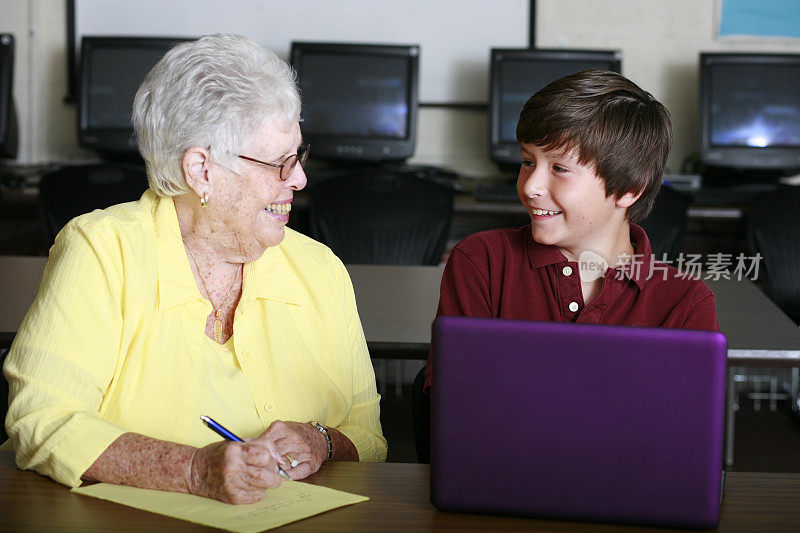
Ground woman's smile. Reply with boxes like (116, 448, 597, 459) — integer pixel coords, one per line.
(264, 201, 292, 222)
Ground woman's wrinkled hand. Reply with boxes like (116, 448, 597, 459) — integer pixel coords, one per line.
(261, 420, 328, 480)
(188, 439, 285, 504)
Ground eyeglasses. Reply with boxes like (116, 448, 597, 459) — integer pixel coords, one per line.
(237, 144, 310, 182)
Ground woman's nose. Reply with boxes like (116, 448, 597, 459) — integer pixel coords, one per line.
(286, 161, 308, 191)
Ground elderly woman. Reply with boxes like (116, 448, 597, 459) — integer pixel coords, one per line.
(3, 34, 386, 504)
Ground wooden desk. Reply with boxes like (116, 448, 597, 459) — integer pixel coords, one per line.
(0, 256, 441, 353)
(2, 257, 800, 365)
(0, 255, 45, 349)
(1, 452, 798, 532)
(347, 264, 800, 365)
(347, 264, 800, 467)
(347, 264, 441, 357)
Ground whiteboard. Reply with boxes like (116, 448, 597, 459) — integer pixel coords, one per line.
(75, 0, 530, 104)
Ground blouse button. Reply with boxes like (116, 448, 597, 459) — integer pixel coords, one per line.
(568, 301, 579, 313)
(562, 266, 573, 276)
(264, 402, 275, 412)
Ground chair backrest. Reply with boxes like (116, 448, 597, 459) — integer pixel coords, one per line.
(39, 164, 148, 244)
(309, 170, 455, 265)
(412, 365, 430, 463)
(746, 185, 800, 324)
(639, 185, 690, 262)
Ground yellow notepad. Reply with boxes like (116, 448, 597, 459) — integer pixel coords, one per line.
(72, 480, 368, 532)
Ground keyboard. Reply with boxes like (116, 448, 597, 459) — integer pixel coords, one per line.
(686, 184, 779, 206)
(306, 165, 462, 191)
(473, 182, 519, 202)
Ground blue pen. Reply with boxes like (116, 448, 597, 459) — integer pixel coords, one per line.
(200, 415, 292, 481)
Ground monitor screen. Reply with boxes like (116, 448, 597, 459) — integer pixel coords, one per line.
(0, 33, 18, 159)
(79, 37, 194, 155)
(291, 42, 419, 162)
(489, 48, 622, 166)
(700, 53, 800, 175)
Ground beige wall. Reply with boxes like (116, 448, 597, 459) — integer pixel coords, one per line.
(537, 0, 800, 174)
(5, 1, 800, 177)
(3, 0, 31, 162)
(3, 0, 94, 165)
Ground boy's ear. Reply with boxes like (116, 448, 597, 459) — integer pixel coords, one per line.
(615, 189, 643, 209)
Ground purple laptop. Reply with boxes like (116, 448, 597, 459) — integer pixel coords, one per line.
(430, 316, 727, 528)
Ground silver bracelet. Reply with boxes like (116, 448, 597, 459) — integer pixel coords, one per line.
(310, 421, 332, 461)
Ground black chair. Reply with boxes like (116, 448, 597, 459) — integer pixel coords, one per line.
(639, 185, 691, 262)
(310, 169, 452, 461)
(746, 185, 800, 324)
(412, 365, 431, 463)
(308, 169, 455, 265)
(39, 164, 148, 244)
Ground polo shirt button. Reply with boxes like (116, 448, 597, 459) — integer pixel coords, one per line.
(568, 301, 579, 312)
(264, 402, 275, 412)
(241, 350, 251, 360)
(562, 265, 573, 276)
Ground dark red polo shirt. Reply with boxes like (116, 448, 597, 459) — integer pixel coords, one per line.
(424, 224, 718, 391)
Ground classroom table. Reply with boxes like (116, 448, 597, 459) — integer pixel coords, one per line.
(2, 257, 799, 363)
(3, 256, 799, 466)
(343, 263, 800, 468)
(346, 263, 800, 365)
(0, 451, 798, 532)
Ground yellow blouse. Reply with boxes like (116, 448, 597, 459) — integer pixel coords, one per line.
(4, 190, 387, 487)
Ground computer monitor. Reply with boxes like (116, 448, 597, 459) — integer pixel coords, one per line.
(489, 48, 622, 167)
(0, 33, 18, 160)
(78, 37, 194, 156)
(290, 42, 419, 163)
(699, 52, 800, 182)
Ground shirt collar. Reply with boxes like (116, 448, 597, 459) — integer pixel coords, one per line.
(613, 224, 653, 290)
(242, 236, 304, 306)
(523, 222, 653, 290)
(524, 225, 570, 269)
(154, 191, 201, 310)
(153, 192, 303, 309)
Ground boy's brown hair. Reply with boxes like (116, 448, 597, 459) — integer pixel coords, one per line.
(515, 69, 672, 224)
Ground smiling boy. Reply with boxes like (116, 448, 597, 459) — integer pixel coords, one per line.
(424, 69, 718, 391)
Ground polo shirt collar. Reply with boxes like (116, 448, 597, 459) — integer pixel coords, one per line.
(524, 225, 569, 269)
(523, 222, 653, 290)
(613, 224, 653, 290)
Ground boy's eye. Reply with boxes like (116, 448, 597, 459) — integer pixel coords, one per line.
(521, 159, 535, 167)
(552, 164, 569, 173)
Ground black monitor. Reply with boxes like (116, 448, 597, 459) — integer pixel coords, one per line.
(489, 48, 622, 166)
(0, 33, 18, 159)
(699, 52, 800, 182)
(291, 42, 420, 163)
(78, 37, 194, 156)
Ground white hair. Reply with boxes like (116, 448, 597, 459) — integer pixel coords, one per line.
(132, 34, 301, 197)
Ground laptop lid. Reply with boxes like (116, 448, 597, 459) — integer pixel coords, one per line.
(430, 316, 727, 528)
